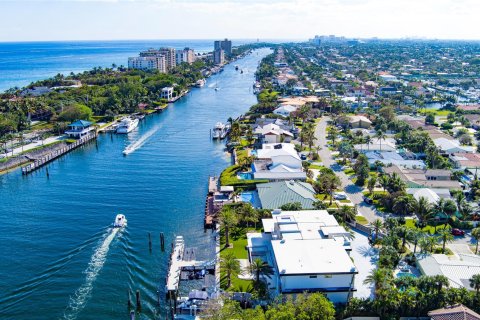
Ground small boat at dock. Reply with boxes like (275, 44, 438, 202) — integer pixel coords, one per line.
(195, 79, 206, 87)
(113, 214, 127, 228)
(212, 122, 228, 139)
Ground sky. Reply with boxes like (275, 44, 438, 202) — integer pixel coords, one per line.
(0, 0, 479, 42)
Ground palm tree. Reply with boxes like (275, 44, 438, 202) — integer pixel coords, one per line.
(221, 251, 241, 288)
(470, 274, 480, 296)
(375, 130, 386, 152)
(249, 258, 274, 282)
(371, 219, 383, 241)
(219, 206, 238, 248)
(415, 196, 433, 228)
(364, 135, 372, 151)
(437, 228, 454, 253)
(411, 229, 424, 254)
(338, 205, 356, 222)
(379, 174, 389, 193)
(392, 196, 415, 216)
(363, 268, 393, 296)
(471, 227, 480, 254)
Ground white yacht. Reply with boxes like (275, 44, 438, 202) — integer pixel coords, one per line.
(212, 122, 226, 139)
(113, 214, 127, 228)
(116, 117, 139, 134)
(195, 79, 206, 87)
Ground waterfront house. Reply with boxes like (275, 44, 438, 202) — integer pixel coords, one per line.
(256, 143, 302, 169)
(247, 210, 357, 304)
(273, 105, 297, 117)
(161, 87, 175, 101)
(254, 123, 294, 144)
(65, 120, 95, 138)
(256, 180, 316, 209)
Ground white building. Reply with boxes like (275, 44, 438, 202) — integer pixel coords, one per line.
(176, 47, 195, 65)
(161, 87, 174, 101)
(247, 210, 357, 304)
(256, 143, 302, 169)
(273, 105, 297, 117)
(254, 123, 293, 144)
(128, 56, 167, 73)
(433, 138, 475, 154)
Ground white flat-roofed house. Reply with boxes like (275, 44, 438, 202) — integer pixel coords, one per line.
(256, 143, 302, 169)
(161, 87, 174, 101)
(271, 239, 357, 303)
(247, 210, 357, 304)
(65, 120, 95, 138)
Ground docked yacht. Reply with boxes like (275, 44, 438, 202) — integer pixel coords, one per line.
(113, 214, 127, 228)
(195, 79, 206, 87)
(212, 122, 227, 139)
(116, 117, 139, 134)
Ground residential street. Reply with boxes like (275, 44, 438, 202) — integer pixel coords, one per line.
(315, 117, 382, 223)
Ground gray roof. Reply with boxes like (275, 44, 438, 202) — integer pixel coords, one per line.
(257, 181, 316, 209)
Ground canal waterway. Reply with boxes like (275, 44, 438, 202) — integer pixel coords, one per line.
(0, 48, 271, 319)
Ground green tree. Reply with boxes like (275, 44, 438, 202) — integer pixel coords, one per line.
(220, 251, 241, 289)
(375, 130, 387, 152)
(219, 206, 238, 248)
(470, 274, 480, 296)
(58, 103, 93, 122)
(437, 228, 454, 253)
(472, 227, 480, 254)
(315, 170, 341, 205)
(372, 218, 383, 241)
(338, 205, 356, 222)
(249, 258, 274, 283)
(280, 202, 302, 211)
(367, 175, 377, 195)
(364, 268, 393, 297)
(353, 154, 370, 186)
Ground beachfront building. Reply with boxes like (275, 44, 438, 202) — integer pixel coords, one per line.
(134, 47, 176, 71)
(128, 56, 167, 73)
(64, 120, 95, 138)
(213, 49, 225, 65)
(214, 39, 232, 55)
(247, 210, 357, 304)
(175, 48, 195, 65)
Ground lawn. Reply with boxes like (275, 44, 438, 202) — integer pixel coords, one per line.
(344, 168, 355, 176)
(355, 215, 369, 225)
(309, 164, 324, 170)
(219, 225, 263, 291)
(405, 218, 450, 234)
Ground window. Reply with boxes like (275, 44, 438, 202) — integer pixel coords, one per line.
(309, 275, 317, 278)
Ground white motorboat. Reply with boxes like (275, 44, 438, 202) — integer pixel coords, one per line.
(195, 79, 206, 87)
(212, 122, 226, 139)
(116, 117, 139, 134)
(113, 214, 127, 228)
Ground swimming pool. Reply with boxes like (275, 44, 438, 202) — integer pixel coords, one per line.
(238, 172, 253, 180)
(396, 272, 418, 278)
(240, 191, 261, 208)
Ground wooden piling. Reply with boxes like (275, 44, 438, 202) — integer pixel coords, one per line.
(148, 232, 152, 252)
(160, 232, 165, 252)
(46, 167, 49, 178)
(136, 290, 141, 312)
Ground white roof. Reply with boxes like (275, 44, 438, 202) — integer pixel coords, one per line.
(257, 143, 300, 160)
(406, 188, 440, 204)
(254, 123, 293, 137)
(433, 138, 475, 153)
(272, 239, 357, 275)
(274, 105, 297, 113)
(349, 115, 372, 124)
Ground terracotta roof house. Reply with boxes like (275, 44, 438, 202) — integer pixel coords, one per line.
(428, 304, 480, 320)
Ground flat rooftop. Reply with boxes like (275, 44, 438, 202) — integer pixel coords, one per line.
(272, 239, 357, 275)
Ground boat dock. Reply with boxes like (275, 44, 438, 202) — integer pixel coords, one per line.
(165, 236, 215, 296)
(21, 132, 97, 175)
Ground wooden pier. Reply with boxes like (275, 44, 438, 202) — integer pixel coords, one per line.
(21, 132, 97, 175)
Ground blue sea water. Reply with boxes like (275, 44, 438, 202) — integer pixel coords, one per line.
(0, 46, 272, 319)
(0, 39, 254, 92)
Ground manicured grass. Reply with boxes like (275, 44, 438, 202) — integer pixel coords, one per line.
(405, 218, 450, 234)
(344, 168, 355, 176)
(309, 164, 324, 170)
(355, 215, 369, 225)
(339, 199, 351, 203)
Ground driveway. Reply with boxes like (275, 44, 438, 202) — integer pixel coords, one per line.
(315, 117, 382, 223)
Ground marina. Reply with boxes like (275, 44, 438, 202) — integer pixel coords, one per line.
(0, 48, 271, 319)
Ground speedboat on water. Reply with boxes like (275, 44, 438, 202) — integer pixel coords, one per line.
(114, 214, 127, 228)
(116, 117, 139, 134)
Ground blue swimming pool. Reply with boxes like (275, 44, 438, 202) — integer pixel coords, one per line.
(396, 272, 418, 278)
(240, 191, 261, 208)
(238, 172, 253, 180)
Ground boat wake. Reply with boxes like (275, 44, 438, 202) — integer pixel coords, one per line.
(62, 227, 121, 320)
(123, 125, 160, 155)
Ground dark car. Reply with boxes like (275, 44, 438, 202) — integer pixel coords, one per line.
(300, 154, 307, 160)
(363, 196, 373, 205)
(451, 228, 465, 236)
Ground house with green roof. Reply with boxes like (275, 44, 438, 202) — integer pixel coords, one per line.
(65, 120, 94, 138)
(256, 180, 316, 209)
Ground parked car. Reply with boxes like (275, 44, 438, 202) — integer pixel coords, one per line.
(334, 193, 347, 200)
(363, 196, 373, 205)
(451, 228, 465, 236)
(300, 154, 307, 160)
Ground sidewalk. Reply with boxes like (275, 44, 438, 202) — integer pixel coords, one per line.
(9, 135, 64, 157)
